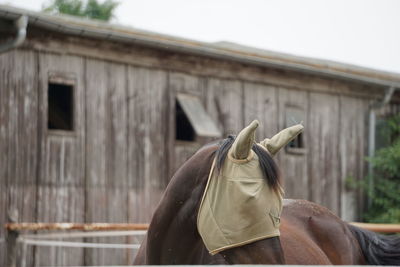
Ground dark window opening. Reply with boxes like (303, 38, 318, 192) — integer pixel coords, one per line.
(176, 100, 195, 141)
(48, 82, 74, 131)
(288, 132, 304, 148)
(285, 106, 305, 152)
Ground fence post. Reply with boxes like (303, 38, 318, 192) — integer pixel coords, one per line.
(6, 209, 19, 267)
(6, 229, 19, 267)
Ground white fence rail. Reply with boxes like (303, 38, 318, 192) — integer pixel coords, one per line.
(5, 224, 148, 267)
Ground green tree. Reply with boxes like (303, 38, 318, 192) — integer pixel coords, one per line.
(348, 114, 400, 223)
(43, 0, 119, 21)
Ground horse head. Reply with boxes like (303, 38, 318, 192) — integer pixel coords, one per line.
(135, 120, 303, 264)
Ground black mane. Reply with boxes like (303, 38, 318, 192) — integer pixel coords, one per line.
(214, 135, 281, 190)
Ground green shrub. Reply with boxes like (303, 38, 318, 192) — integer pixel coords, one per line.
(364, 113, 400, 223)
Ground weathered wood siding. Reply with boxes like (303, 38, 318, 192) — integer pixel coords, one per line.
(308, 93, 341, 214)
(277, 88, 309, 199)
(0, 50, 38, 267)
(243, 82, 278, 140)
(34, 53, 86, 266)
(339, 96, 367, 221)
(205, 78, 244, 136)
(85, 59, 124, 265)
(126, 66, 168, 222)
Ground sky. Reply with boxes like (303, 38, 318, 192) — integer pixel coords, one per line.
(1, 0, 400, 73)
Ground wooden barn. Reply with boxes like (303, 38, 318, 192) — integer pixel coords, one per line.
(1, 5, 400, 266)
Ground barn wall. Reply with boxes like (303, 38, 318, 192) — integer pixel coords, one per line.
(243, 82, 278, 140)
(1, 39, 396, 265)
(205, 77, 244, 135)
(0, 50, 38, 267)
(308, 93, 341, 214)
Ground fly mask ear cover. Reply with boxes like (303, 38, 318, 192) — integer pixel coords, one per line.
(230, 120, 259, 160)
(259, 124, 304, 156)
(197, 120, 284, 255)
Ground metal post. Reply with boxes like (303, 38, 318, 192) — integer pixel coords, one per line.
(367, 109, 376, 207)
(367, 86, 396, 208)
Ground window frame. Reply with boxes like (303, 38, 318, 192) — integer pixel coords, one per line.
(175, 93, 221, 143)
(285, 105, 307, 155)
(47, 73, 77, 136)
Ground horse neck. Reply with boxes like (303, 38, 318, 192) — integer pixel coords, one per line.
(145, 146, 217, 264)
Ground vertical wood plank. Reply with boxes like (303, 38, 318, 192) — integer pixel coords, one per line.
(127, 67, 168, 223)
(339, 96, 367, 221)
(85, 61, 130, 265)
(85, 59, 108, 188)
(9, 51, 37, 184)
(0, 50, 11, 267)
(308, 92, 340, 215)
(36, 52, 85, 266)
(5, 50, 38, 186)
(205, 77, 243, 136)
(243, 82, 278, 141)
(35, 186, 85, 267)
(106, 63, 128, 188)
(277, 88, 309, 199)
(0, 50, 38, 267)
(85, 188, 129, 265)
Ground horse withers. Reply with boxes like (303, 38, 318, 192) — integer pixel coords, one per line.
(134, 121, 400, 265)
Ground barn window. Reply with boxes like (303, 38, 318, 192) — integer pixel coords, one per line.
(176, 100, 195, 141)
(288, 131, 304, 148)
(175, 94, 221, 142)
(285, 106, 306, 153)
(48, 81, 74, 131)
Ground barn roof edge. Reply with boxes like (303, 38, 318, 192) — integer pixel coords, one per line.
(1, 4, 400, 89)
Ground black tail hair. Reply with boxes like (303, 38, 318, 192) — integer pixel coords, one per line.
(215, 135, 280, 190)
(348, 224, 400, 265)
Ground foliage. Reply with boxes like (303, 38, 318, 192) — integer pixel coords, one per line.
(348, 113, 400, 223)
(43, 0, 119, 21)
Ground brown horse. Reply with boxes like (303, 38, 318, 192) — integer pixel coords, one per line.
(134, 136, 400, 265)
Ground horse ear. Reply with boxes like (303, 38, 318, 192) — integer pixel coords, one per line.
(259, 124, 304, 156)
(230, 120, 259, 160)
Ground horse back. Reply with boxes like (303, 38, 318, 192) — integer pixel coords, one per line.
(280, 199, 365, 265)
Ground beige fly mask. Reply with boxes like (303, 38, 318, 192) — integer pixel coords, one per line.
(197, 120, 304, 255)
